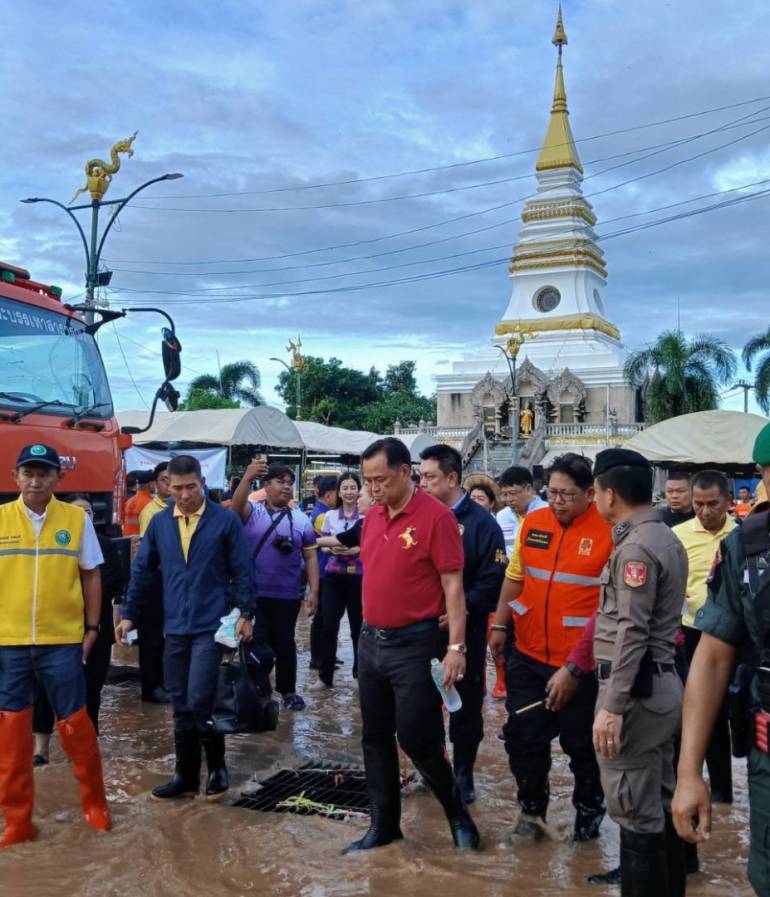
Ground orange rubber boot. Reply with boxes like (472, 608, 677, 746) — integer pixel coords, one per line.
(492, 659, 507, 701)
(57, 707, 111, 832)
(0, 708, 38, 847)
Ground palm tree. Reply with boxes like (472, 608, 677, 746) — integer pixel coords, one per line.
(624, 330, 736, 424)
(742, 327, 770, 413)
(187, 360, 263, 407)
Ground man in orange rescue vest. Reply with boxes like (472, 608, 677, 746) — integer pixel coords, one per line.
(490, 453, 612, 840)
(0, 444, 111, 847)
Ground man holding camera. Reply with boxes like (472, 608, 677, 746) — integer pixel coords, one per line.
(231, 461, 320, 711)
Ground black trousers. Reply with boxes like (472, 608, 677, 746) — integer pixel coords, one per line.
(682, 625, 733, 797)
(260, 597, 303, 695)
(138, 607, 166, 698)
(503, 648, 603, 818)
(318, 575, 363, 685)
(438, 611, 487, 751)
(32, 633, 113, 735)
(357, 625, 449, 802)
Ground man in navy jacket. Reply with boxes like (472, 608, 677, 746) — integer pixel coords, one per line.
(117, 454, 256, 802)
(420, 444, 507, 804)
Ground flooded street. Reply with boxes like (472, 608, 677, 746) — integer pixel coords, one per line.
(1, 618, 753, 897)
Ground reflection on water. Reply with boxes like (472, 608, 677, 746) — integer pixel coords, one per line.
(1, 617, 753, 897)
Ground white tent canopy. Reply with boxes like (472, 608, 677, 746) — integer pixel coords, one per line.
(293, 420, 382, 456)
(118, 407, 304, 449)
(625, 410, 769, 465)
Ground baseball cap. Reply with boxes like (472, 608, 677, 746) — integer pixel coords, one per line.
(753, 422, 770, 466)
(16, 444, 61, 470)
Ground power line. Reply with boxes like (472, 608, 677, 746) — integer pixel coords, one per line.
(109, 176, 770, 284)
(143, 94, 770, 199)
(105, 108, 770, 269)
(110, 323, 149, 409)
(109, 184, 770, 307)
(129, 110, 770, 214)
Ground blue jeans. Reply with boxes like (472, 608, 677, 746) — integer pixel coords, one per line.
(164, 633, 223, 734)
(0, 644, 85, 718)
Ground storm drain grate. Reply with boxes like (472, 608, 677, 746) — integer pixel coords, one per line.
(234, 761, 370, 819)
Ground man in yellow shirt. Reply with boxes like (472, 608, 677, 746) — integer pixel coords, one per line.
(673, 470, 736, 805)
(137, 461, 173, 704)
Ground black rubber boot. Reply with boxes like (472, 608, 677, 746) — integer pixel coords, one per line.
(452, 742, 479, 805)
(587, 866, 621, 885)
(201, 731, 229, 801)
(344, 742, 403, 854)
(574, 802, 606, 842)
(151, 730, 201, 800)
(619, 827, 669, 897)
(664, 812, 687, 897)
(413, 753, 480, 850)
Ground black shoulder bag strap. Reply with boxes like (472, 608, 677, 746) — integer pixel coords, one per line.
(251, 509, 289, 562)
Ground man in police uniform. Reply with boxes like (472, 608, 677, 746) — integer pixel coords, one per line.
(592, 448, 687, 897)
(673, 423, 770, 897)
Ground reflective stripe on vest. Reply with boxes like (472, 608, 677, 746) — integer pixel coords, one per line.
(510, 600, 530, 616)
(563, 615, 591, 628)
(0, 547, 80, 558)
(526, 565, 601, 587)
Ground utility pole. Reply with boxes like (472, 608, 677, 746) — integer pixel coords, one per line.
(734, 380, 754, 413)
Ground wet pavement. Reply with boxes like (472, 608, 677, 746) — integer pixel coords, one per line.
(0, 617, 753, 897)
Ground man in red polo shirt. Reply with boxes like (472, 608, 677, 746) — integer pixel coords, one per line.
(344, 438, 479, 854)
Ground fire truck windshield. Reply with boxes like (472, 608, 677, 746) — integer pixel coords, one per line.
(0, 296, 113, 418)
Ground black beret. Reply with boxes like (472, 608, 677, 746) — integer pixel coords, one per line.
(593, 448, 650, 478)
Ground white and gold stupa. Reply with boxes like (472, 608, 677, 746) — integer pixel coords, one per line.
(437, 7, 628, 424)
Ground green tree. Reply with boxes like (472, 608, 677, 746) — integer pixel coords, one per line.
(187, 360, 263, 406)
(624, 330, 736, 424)
(274, 356, 436, 431)
(276, 356, 381, 428)
(742, 327, 770, 413)
(180, 387, 240, 411)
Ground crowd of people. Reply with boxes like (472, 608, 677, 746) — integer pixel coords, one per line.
(2, 429, 770, 897)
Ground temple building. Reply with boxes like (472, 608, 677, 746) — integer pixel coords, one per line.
(428, 7, 643, 472)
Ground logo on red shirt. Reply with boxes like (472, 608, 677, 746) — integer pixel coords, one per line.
(399, 526, 418, 549)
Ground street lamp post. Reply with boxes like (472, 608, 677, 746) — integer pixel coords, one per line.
(270, 355, 302, 421)
(22, 173, 183, 325)
(495, 331, 525, 465)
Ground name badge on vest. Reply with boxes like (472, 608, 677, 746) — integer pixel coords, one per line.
(525, 529, 553, 550)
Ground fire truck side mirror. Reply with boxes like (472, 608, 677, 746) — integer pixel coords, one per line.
(161, 328, 182, 382)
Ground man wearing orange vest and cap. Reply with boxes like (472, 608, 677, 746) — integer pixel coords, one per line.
(0, 444, 111, 847)
(490, 453, 613, 841)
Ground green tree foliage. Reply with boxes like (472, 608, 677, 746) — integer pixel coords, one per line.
(187, 361, 263, 407)
(275, 357, 436, 431)
(180, 387, 240, 411)
(742, 327, 770, 414)
(624, 330, 736, 424)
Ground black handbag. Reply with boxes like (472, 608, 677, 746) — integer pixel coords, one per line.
(211, 640, 279, 735)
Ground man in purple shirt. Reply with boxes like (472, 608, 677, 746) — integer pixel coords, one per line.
(231, 461, 320, 710)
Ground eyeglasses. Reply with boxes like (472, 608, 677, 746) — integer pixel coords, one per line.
(546, 488, 582, 503)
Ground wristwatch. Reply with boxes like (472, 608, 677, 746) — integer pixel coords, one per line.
(85, 624, 100, 633)
(448, 643, 467, 655)
(239, 612, 255, 622)
(564, 660, 582, 678)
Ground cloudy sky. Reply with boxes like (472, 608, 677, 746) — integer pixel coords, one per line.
(2, 0, 769, 414)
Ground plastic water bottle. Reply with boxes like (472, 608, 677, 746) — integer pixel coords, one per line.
(430, 658, 463, 712)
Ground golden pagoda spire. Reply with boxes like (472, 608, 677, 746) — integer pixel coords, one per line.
(536, 5, 583, 174)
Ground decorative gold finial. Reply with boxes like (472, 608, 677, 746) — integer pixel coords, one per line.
(552, 4, 568, 54)
(287, 335, 304, 370)
(71, 131, 139, 204)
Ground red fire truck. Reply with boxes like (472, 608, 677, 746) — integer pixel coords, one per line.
(0, 261, 181, 532)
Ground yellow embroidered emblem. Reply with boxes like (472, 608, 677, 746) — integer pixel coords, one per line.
(399, 526, 418, 550)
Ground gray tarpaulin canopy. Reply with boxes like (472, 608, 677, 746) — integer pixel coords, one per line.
(117, 407, 305, 449)
(625, 410, 769, 465)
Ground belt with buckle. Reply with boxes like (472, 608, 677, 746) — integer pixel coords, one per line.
(596, 660, 676, 680)
(361, 619, 439, 641)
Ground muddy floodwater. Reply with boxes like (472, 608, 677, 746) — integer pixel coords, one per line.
(1, 617, 753, 897)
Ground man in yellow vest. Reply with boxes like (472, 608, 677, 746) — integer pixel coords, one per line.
(0, 444, 111, 847)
